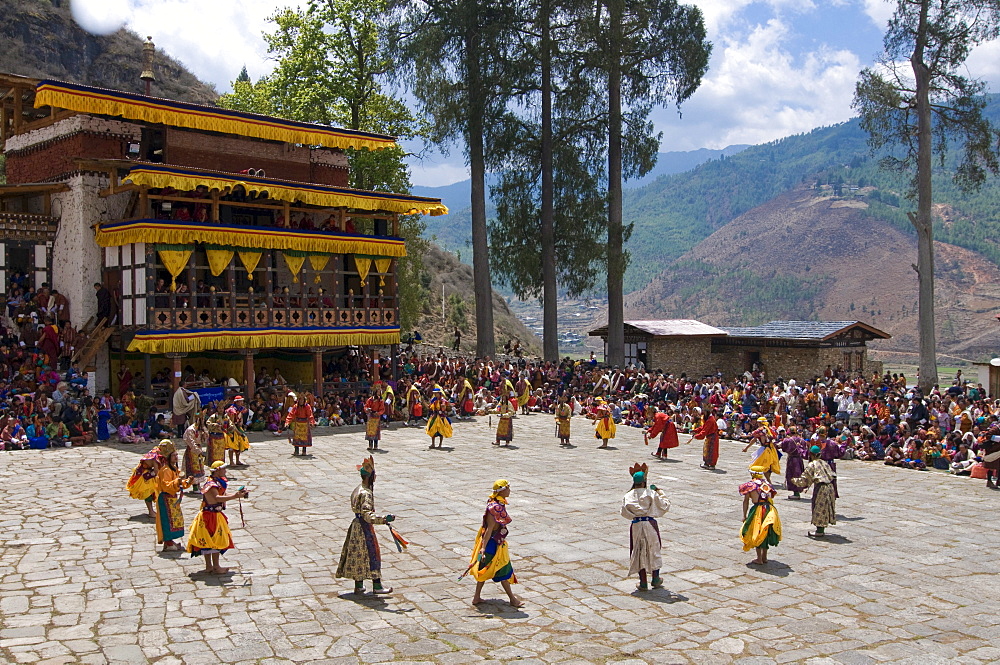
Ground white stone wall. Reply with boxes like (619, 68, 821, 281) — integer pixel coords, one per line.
(50, 174, 133, 325)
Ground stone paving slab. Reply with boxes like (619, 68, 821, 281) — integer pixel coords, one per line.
(2, 415, 1000, 664)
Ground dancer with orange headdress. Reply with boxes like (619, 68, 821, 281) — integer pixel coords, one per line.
(286, 393, 316, 456)
(336, 456, 396, 594)
(739, 471, 782, 565)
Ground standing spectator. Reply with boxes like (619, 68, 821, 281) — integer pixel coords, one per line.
(95, 282, 113, 325)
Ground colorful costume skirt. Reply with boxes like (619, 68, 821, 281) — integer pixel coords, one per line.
(496, 415, 513, 442)
(702, 434, 720, 466)
(810, 483, 837, 528)
(184, 446, 205, 479)
(741, 501, 782, 551)
(226, 429, 250, 452)
(470, 530, 515, 583)
(291, 420, 313, 447)
(207, 432, 226, 463)
(336, 516, 382, 580)
(155, 492, 185, 544)
(187, 508, 234, 556)
(595, 417, 616, 440)
(556, 418, 571, 439)
(365, 416, 381, 443)
(126, 469, 157, 501)
(426, 414, 453, 439)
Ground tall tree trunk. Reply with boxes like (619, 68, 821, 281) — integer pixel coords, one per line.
(467, 13, 496, 358)
(910, 0, 938, 394)
(605, 0, 625, 367)
(540, 0, 558, 362)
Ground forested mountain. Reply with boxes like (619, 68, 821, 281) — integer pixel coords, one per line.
(423, 96, 1000, 295)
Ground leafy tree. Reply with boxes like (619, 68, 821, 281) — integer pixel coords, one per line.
(393, 0, 521, 358)
(217, 0, 431, 330)
(579, 0, 711, 366)
(854, 0, 1000, 392)
(487, 0, 607, 361)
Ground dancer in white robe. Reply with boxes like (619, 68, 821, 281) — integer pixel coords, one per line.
(621, 462, 671, 591)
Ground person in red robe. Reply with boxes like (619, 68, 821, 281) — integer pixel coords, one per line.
(38, 319, 59, 367)
(646, 407, 679, 460)
(693, 407, 721, 470)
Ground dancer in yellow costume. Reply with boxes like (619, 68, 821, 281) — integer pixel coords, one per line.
(594, 398, 616, 448)
(515, 374, 531, 415)
(469, 480, 523, 607)
(125, 450, 161, 518)
(739, 472, 782, 565)
(187, 461, 248, 574)
(224, 396, 250, 466)
(742, 416, 780, 483)
(554, 394, 572, 446)
(425, 387, 453, 449)
(495, 396, 514, 446)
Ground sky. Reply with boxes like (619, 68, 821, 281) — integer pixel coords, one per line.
(70, 0, 1000, 187)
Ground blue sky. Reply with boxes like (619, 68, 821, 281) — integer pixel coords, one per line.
(71, 0, 1000, 187)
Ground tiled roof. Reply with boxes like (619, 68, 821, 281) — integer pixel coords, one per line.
(720, 321, 890, 341)
(589, 319, 728, 337)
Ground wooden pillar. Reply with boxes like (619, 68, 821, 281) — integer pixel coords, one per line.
(242, 350, 255, 400)
(312, 348, 324, 397)
(167, 353, 186, 393)
(391, 344, 399, 381)
(371, 349, 380, 383)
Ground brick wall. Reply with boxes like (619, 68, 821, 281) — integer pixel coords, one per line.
(309, 163, 349, 187)
(6, 133, 126, 183)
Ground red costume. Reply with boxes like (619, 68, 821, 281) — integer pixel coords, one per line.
(647, 412, 679, 458)
(693, 413, 721, 468)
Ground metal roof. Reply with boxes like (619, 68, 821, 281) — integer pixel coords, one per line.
(720, 320, 890, 341)
(589, 319, 728, 338)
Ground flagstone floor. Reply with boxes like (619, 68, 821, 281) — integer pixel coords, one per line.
(2, 414, 1000, 665)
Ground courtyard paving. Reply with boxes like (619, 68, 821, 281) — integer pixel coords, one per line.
(2, 413, 999, 665)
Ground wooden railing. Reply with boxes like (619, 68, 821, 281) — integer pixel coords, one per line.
(147, 296, 397, 330)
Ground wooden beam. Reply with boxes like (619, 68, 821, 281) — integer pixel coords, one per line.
(12, 85, 22, 133)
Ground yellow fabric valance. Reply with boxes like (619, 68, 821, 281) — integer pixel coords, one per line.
(95, 219, 406, 258)
(157, 246, 192, 291)
(205, 247, 234, 277)
(308, 254, 330, 283)
(374, 257, 392, 286)
(35, 80, 397, 151)
(127, 327, 401, 354)
(354, 256, 372, 287)
(283, 253, 306, 283)
(237, 249, 262, 277)
(124, 164, 448, 217)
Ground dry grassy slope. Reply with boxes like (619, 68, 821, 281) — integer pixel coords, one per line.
(0, 0, 217, 104)
(417, 244, 541, 355)
(625, 187, 1000, 361)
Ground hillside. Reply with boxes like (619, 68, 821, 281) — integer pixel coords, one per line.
(0, 0, 217, 104)
(414, 244, 541, 355)
(624, 187, 1000, 361)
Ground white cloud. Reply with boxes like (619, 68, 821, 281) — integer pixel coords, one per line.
(119, 0, 302, 92)
(655, 18, 862, 151)
(72, 0, 130, 35)
(859, 0, 894, 30)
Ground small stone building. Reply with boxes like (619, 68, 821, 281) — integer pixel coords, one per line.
(589, 319, 890, 381)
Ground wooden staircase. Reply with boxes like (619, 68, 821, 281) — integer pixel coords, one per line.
(72, 317, 115, 371)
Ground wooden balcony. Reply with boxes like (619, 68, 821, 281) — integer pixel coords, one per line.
(145, 294, 397, 332)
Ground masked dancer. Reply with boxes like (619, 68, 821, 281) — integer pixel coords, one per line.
(793, 445, 838, 538)
(336, 456, 396, 594)
(621, 462, 671, 590)
(187, 461, 248, 574)
(286, 393, 316, 456)
(739, 471, 782, 565)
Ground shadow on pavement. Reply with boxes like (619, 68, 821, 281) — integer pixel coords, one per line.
(746, 560, 792, 577)
(631, 589, 689, 604)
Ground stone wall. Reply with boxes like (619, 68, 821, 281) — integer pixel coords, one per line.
(646, 338, 718, 377)
(6, 132, 129, 183)
(710, 344, 872, 382)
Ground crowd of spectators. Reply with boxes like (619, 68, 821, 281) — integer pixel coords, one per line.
(5, 299, 999, 486)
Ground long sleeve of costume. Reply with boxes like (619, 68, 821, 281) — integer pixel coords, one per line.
(693, 416, 718, 440)
(621, 488, 671, 519)
(353, 488, 386, 525)
(156, 466, 182, 495)
(647, 414, 666, 438)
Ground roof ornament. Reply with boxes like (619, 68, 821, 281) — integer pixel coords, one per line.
(140, 36, 155, 95)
